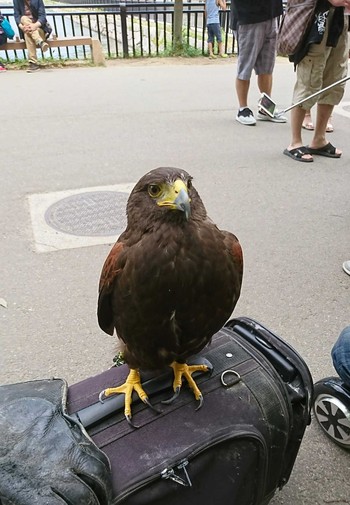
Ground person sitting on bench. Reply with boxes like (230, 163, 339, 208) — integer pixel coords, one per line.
(13, 0, 52, 73)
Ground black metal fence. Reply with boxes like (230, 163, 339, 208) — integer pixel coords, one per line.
(0, 1, 236, 61)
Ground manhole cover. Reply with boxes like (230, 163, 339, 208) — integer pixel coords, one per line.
(45, 191, 128, 237)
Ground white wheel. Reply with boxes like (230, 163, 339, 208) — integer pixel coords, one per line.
(313, 381, 350, 449)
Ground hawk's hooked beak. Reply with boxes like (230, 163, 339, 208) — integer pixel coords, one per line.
(157, 179, 191, 220)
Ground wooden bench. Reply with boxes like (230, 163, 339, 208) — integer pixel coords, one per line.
(0, 36, 105, 66)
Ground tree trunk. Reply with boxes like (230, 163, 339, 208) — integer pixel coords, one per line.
(173, 0, 183, 52)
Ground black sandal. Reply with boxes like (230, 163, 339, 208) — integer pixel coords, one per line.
(283, 146, 313, 163)
(307, 142, 341, 158)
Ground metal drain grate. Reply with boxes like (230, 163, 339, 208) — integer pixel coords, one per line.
(44, 191, 128, 237)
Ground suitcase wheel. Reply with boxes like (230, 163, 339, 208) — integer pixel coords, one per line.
(313, 377, 350, 449)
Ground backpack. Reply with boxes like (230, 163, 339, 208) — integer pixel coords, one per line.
(277, 0, 317, 56)
(0, 17, 15, 39)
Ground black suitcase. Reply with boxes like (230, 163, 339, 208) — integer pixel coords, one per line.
(67, 317, 313, 505)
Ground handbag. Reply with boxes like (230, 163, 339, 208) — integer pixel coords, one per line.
(277, 0, 317, 56)
(0, 18, 15, 39)
(42, 21, 53, 40)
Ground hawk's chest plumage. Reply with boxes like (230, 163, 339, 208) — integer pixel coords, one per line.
(115, 220, 225, 312)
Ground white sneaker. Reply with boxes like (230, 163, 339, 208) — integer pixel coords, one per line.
(343, 261, 350, 276)
(257, 108, 287, 123)
(236, 107, 256, 126)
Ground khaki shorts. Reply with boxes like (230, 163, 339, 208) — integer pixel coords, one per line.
(293, 12, 349, 110)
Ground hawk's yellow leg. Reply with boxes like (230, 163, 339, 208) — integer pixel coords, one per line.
(99, 369, 158, 427)
(163, 361, 210, 409)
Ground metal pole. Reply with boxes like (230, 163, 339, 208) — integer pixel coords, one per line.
(120, 3, 129, 58)
(277, 75, 350, 116)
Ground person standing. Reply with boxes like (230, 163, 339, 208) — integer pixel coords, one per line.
(332, 326, 350, 386)
(205, 0, 228, 59)
(302, 109, 334, 132)
(231, 0, 287, 126)
(13, 0, 52, 73)
(284, 0, 350, 162)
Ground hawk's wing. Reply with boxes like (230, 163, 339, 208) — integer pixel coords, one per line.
(223, 230, 243, 291)
(97, 241, 124, 336)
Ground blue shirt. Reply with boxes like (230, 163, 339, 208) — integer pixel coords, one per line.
(206, 0, 220, 25)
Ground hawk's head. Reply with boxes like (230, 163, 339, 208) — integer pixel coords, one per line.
(126, 167, 207, 230)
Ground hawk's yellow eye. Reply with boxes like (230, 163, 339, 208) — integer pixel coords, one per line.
(148, 184, 162, 198)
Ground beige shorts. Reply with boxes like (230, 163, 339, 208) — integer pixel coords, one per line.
(293, 12, 349, 110)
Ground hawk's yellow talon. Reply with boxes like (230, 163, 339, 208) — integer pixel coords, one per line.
(166, 361, 210, 405)
(98, 369, 151, 422)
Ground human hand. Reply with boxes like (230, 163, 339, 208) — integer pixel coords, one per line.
(329, 0, 350, 8)
(27, 22, 38, 32)
(22, 22, 38, 32)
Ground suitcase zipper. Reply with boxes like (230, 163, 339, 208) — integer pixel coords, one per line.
(114, 427, 267, 503)
(160, 429, 267, 494)
(161, 459, 192, 487)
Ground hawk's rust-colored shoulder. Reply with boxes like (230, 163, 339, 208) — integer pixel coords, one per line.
(231, 238, 243, 265)
(223, 231, 243, 280)
(98, 242, 124, 293)
(223, 231, 243, 259)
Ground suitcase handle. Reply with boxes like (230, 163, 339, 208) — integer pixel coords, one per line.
(225, 321, 297, 382)
(70, 357, 212, 428)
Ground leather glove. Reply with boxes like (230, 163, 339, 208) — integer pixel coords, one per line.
(0, 378, 113, 505)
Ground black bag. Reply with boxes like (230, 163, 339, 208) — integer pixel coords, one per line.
(42, 21, 53, 39)
(67, 317, 313, 505)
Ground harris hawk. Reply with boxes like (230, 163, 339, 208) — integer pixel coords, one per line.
(98, 167, 243, 425)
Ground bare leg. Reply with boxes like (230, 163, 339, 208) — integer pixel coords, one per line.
(302, 109, 314, 129)
(208, 42, 215, 57)
(286, 106, 313, 161)
(257, 74, 273, 96)
(309, 104, 341, 154)
(236, 78, 250, 108)
(288, 106, 306, 147)
(218, 42, 227, 57)
(326, 115, 334, 132)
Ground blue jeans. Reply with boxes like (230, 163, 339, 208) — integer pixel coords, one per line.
(332, 326, 350, 386)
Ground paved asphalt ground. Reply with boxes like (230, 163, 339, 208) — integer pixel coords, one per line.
(1, 56, 350, 504)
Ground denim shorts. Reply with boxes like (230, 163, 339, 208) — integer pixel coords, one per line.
(207, 23, 222, 44)
(332, 326, 350, 386)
